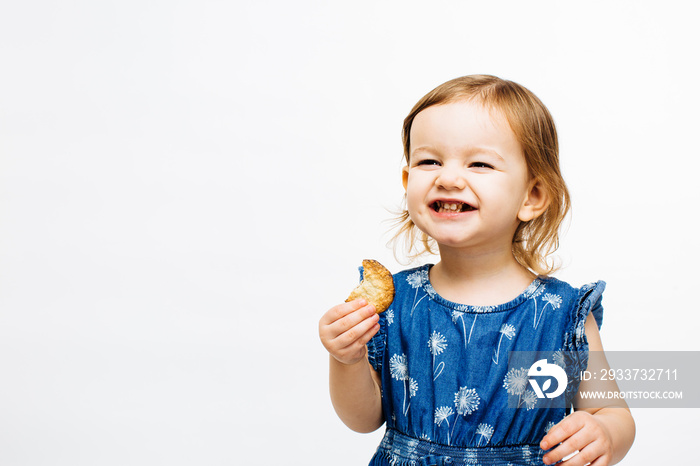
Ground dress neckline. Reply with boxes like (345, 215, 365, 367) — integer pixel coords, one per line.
(417, 263, 546, 314)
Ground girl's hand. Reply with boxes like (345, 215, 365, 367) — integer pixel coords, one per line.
(319, 298, 380, 366)
(540, 411, 613, 466)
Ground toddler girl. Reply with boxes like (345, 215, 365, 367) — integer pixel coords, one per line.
(319, 75, 634, 466)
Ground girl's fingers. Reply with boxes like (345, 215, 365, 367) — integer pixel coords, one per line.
(544, 442, 584, 465)
(541, 411, 613, 466)
(325, 301, 377, 336)
(319, 299, 379, 363)
(543, 432, 602, 466)
(541, 414, 593, 465)
(585, 454, 610, 466)
(320, 298, 368, 326)
(321, 305, 380, 365)
(541, 413, 584, 450)
(559, 442, 606, 466)
(334, 311, 380, 349)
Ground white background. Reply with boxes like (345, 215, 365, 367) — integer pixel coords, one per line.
(1, 1, 698, 464)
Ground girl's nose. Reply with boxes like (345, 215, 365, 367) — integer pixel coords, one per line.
(435, 169, 467, 190)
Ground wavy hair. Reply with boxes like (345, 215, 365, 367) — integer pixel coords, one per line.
(392, 75, 570, 275)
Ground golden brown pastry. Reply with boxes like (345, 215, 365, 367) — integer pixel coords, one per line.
(346, 259, 395, 313)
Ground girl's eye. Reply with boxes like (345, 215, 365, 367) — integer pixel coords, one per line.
(416, 159, 440, 166)
(470, 162, 494, 169)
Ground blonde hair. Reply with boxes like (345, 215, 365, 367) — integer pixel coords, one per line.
(393, 75, 570, 276)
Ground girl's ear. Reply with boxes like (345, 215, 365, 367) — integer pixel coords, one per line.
(402, 166, 409, 191)
(518, 179, 550, 222)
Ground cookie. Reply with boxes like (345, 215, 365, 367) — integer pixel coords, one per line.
(346, 259, 395, 313)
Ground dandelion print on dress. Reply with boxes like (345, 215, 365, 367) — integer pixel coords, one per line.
(452, 307, 480, 347)
(409, 377, 418, 397)
(451, 310, 467, 347)
(528, 285, 545, 327)
(389, 353, 416, 416)
(544, 421, 556, 435)
(385, 308, 395, 326)
(534, 292, 563, 329)
(454, 387, 480, 416)
(406, 269, 428, 315)
(503, 366, 532, 409)
(503, 367, 529, 396)
(450, 303, 497, 349)
(428, 331, 448, 380)
(521, 389, 538, 410)
(552, 350, 566, 369)
(474, 423, 494, 446)
(389, 353, 409, 381)
(452, 386, 480, 442)
(404, 377, 418, 415)
(492, 323, 516, 364)
(434, 406, 455, 445)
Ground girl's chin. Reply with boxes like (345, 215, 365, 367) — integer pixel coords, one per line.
(431, 234, 510, 252)
(419, 225, 477, 243)
(431, 236, 478, 250)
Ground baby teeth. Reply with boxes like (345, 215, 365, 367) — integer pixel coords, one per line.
(435, 201, 465, 212)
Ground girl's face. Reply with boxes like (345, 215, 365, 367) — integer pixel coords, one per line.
(403, 99, 542, 255)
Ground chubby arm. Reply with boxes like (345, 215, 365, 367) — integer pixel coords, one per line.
(319, 298, 384, 433)
(540, 312, 635, 465)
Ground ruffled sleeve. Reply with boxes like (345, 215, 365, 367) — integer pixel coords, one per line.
(561, 281, 605, 407)
(569, 281, 606, 351)
(366, 313, 387, 372)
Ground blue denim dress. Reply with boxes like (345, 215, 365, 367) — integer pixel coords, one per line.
(365, 264, 604, 466)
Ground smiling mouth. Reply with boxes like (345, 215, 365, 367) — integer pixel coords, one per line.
(431, 201, 476, 213)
